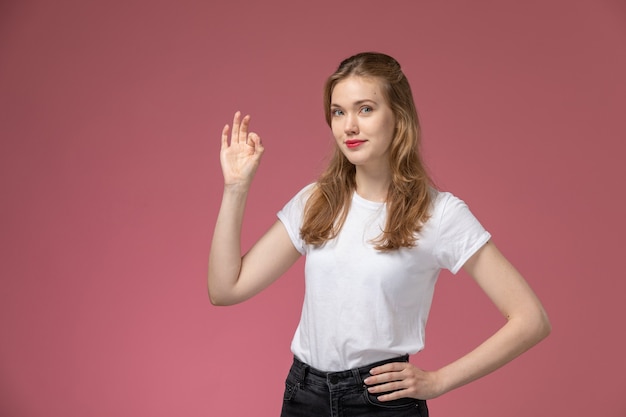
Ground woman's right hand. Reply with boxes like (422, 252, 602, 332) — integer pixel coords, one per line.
(220, 111, 264, 188)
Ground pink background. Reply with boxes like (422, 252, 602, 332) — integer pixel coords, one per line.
(1, 0, 625, 416)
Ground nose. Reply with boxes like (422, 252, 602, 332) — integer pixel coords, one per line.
(344, 114, 359, 135)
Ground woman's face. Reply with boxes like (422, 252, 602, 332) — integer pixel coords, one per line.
(330, 76, 396, 173)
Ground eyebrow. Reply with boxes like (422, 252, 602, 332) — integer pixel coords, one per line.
(330, 99, 378, 108)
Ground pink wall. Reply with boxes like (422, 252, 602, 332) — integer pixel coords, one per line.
(1, 0, 625, 415)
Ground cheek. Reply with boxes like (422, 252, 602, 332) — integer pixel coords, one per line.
(331, 123, 342, 140)
(382, 118, 396, 142)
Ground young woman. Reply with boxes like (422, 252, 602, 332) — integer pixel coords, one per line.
(208, 52, 551, 417)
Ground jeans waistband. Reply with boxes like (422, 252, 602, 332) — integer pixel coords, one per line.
(291, 355, 409, 387)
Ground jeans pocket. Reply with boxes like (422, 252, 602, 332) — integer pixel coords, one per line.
(363, 388, 419, 410)
(283, 382, 299, 402)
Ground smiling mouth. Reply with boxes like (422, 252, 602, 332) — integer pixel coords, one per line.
(345, 139, 366, 148)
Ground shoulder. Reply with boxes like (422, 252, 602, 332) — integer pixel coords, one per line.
(430, 189, 473, 216)
(428, 189, 486, 237)
(428, 189, 492, 273)
(429, 189, 460, 218)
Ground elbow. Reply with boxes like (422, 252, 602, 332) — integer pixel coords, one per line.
(509, 305, 552, 347)
(537, 308, 552, 341)
(208, 293, 224, 306)
(208, 290, 229, 306)
(207, 274, 234, 306)
(523, 306, 552, 345)
(208, 287, 238, 306)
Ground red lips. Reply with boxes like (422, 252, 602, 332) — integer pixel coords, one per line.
(345, 139, 366, 148)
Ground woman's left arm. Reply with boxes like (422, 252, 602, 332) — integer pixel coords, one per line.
(365, 240, 551, 400)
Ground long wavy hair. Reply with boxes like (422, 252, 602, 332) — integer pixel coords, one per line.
(300, 52, 434, 251)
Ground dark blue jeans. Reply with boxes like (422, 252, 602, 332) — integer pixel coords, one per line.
(280, 355, 428, 417)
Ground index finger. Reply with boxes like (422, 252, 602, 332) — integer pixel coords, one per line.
(238, 114, 250, 143)
(230, 111, 243, 144)
(369, 362, 408, 376)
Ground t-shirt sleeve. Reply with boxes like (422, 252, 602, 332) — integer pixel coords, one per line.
(434, 193, 491, 274)
(276, 184, 314, 255)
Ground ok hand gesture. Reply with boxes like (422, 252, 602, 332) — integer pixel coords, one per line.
(220, 111, 264, 188)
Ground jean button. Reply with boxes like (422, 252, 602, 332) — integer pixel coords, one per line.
(329, 375, 339, 384)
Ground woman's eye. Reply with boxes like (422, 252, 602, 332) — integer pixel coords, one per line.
(331, 109, 343, 117)
(361, 106, 373, 114)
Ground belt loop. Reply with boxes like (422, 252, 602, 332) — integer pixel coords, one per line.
(300, 362, 309, 384)
(351, 368, 362, 386)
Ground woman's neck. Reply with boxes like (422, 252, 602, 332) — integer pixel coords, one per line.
(354, 168, 391, 202)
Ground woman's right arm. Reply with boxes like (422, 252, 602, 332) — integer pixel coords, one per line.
(208, 112, 301, 306)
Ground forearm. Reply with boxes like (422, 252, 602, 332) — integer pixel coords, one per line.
(434, 308, 551, 395)
(207, 185, 249, 304)
(431, 241, 552, 395)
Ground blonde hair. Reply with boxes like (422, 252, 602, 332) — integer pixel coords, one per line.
(300, 52, 433, 251)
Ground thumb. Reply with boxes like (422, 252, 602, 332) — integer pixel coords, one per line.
(249, 132, 264, 153)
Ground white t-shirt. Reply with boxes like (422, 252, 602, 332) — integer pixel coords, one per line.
(277, 184, 491, 372)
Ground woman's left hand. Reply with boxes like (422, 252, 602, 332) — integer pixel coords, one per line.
(363, 362, 442, 401)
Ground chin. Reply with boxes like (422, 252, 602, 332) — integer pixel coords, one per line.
(343, 156, 365, 166)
